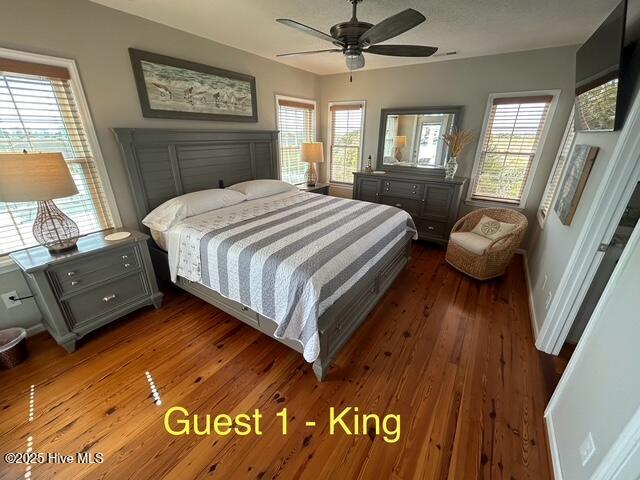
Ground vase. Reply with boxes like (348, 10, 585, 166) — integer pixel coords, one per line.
(445, 157, 458, 180)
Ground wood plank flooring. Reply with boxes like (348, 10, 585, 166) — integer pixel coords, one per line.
(0, 243, 553, 479)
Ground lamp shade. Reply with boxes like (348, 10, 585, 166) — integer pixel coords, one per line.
(300, 142, 324, 163)
(393, 136, 407, 148)
(0, 153, 78, 202)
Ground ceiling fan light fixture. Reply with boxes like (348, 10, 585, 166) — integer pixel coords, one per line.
(346, 53, 365, 70)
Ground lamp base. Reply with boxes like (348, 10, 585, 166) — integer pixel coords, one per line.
(33, 200, 79, 253)
(306, 163, 317, 187)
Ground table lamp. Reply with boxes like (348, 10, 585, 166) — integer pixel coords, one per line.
(393, 136, 407, 161)
(301, 142, 324, 186)
(0, 152, 80, 253)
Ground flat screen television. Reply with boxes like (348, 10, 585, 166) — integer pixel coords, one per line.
(575, 0, 640, 131)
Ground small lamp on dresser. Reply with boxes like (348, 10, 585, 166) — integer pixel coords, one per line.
(300, 142, 324, 186)
(0, 152, 80, 253)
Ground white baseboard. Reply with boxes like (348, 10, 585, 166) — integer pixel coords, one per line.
(545, 413, 564, 480)
(517, 249, 539, 339)
(26, 323, 45, 337)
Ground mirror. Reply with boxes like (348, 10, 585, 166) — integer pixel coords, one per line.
(377, 107, 462, 172)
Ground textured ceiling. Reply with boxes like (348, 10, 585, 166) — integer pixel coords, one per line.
(90, 0, 619, 75)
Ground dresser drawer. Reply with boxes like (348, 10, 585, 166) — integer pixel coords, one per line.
(62, 273, 149, 328)
(414, 219, 448, 240)
(380, 195, 422, 216)
(51, 246, 140, 295)
(382, 180, 423, 199)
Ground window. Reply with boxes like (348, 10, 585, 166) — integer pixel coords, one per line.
(468, 92, 559, 206)
(538, 107, 576, 225)
(328, 101, 365, 184)
(0, 53, 116, 255)
(276, 96, 316, 185)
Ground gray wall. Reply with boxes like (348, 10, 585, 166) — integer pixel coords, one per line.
(0, 0, 320, 330)
(319, 46, 577, 231)
(546, 223, 640, 479)
(527, 130, 621, 334)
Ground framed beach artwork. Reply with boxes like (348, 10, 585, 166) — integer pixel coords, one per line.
(129, 49, 257, 122)
(554, 144, 599, 225)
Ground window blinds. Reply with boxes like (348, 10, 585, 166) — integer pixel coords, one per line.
(0, 60, 114, 255)
(277, 98, 315, 185)
(539, 107, 576, 220)
(329, 103, 363, 184)
(470, 95, 553, 204)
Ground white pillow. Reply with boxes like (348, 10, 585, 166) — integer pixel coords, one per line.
(227, 179, 297, 200)
(142, 188, 246, 232)
(470, 214, 517, 241)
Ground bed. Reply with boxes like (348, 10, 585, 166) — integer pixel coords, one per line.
(114, 128, 416, 380)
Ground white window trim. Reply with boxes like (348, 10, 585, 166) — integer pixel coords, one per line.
(466, 89, 561, 209)
(327, 100, 366, 186)
(274, 94, 317, 183)
(0, 47, 122, 270)
(537, 105, 576, 227)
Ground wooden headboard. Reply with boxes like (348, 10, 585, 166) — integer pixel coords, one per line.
(113, 128, 279, 229)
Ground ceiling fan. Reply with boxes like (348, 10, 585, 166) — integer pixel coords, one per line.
(276, 0, 437, 71)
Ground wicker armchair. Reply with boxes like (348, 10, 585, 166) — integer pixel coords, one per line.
(445, 208, 528, 280)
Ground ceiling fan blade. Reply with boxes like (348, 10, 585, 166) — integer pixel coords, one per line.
(277, 49, 343, 57)
(276, 19, 344, 46)
(359, 9, 426, 46)
(366, 44, 438, 57)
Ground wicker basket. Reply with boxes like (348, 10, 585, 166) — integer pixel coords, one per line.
(0, 328, 28, 369)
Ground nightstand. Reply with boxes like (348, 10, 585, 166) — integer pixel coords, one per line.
(10, 229, 163, 352)
(297, 182, 330, 195)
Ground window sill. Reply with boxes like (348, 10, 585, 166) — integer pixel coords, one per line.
(464, 199, 525, 210)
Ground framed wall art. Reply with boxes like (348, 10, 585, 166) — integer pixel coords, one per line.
(554, 144, 599, 225)
(129, 48, 257, 122)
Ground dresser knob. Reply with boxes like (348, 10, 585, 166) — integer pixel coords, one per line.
(124, 263, 131, 268)
(240, 306, 249, 312)
(70, 280, 80, 286)
(122, 255, 128, 259)
(427, 226, 435, 231)
(67, 271, 76, 277)
(103, 294, 116, 302)
(395, 203, 402, 207)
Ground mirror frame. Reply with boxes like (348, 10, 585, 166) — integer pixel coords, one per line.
(376, 106, 464, 175)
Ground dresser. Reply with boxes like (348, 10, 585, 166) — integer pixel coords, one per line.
(10, 229, 163, 352)
(353, 172, 466, 244)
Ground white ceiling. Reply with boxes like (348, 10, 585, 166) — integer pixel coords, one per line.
(90, 0, 620, 75)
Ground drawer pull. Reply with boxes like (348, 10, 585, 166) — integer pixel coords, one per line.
(122, 255, 129, 259)
(103, 294, 116, 302)
(124, 263, 131, 268)
(70, 280, 80, 286)
(427, 226, 435, 231)
(395, 203, 402, 207)
(240, 306, 249, 312)
(67, 271, 76, 277)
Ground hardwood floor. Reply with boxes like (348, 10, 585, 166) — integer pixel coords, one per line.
(0, 243, 553, 479)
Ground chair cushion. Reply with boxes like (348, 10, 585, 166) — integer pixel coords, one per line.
(470, 214, 517, 241)
(450, 232, 493, 255)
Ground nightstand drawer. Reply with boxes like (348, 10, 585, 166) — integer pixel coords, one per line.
(62, 273, 148, 328)
(51, 246, 140, 295)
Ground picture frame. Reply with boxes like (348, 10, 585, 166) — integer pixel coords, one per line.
(554, 144, 599, 225)
(128, 48, 258, 122)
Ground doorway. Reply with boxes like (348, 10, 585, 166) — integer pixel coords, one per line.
(565, 182, 640, 345)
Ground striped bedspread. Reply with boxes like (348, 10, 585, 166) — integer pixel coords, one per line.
(168, 191, 417, 362)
